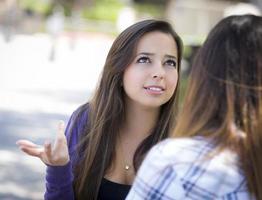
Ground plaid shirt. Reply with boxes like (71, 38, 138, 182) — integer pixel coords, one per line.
(126, 137, 253, 200)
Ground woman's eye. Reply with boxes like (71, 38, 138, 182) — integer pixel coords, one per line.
(165, 59, 177, 68)
(137, 56, 150, 63)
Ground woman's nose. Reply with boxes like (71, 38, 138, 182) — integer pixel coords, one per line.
(151, 63, 165, 80)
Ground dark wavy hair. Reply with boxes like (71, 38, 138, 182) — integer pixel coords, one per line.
(72, 19, 183, 199)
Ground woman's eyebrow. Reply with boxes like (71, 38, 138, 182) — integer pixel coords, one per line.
(136, 52, 177, 60)
(166, 55, 177, 60)
(137, 52, 154, 56)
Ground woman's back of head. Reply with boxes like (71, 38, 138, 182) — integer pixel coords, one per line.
(174, 14, 262, 199)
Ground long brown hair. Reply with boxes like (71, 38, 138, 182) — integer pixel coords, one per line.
(72, 19, 183, 199)
(173, 15, 262, 199)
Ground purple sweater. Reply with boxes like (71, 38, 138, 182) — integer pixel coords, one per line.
(44, 105, 89, 200)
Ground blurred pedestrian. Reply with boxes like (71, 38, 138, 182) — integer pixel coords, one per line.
(2, 0, 18, 42)
(46, 7, 64, 61)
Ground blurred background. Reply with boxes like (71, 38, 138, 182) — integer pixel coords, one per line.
(0, 0, 261, 199)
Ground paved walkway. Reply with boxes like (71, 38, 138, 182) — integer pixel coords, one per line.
(0, 32, 114, 199)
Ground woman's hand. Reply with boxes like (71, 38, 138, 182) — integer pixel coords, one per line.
(16, 121, 70, 166)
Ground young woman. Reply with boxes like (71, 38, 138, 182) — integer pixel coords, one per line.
(16, 19, 183, 200)
(127, 14, 262, 200)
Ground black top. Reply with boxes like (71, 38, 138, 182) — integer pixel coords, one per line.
(98, 178, 131, 200)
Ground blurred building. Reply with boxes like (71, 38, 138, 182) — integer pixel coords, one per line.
(166, 0, 261, 45)
(164, 0, 261, 74)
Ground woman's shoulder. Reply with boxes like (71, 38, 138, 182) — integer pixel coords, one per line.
(140, 137, 211, 179)
(65, 103, 90, 144)
(149, 136, 240, 173)
(67, 103, 89, 131)
(151, 136, 212, 160)
(143, 137, 248, 198)
(71, 103, 90, 123)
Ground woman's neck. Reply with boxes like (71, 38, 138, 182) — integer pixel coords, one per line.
(104, 100, 161, 184)
(122, 101, 160, 140)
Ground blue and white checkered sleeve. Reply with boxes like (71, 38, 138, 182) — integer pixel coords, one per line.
(126, 141, 185, 200)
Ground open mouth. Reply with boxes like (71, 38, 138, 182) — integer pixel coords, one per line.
(144, 86, 165, 93)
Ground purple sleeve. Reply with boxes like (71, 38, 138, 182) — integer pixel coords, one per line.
(44, 106, 88, 200)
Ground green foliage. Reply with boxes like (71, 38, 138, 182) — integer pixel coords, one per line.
(82, 0, 123, 22)
(179, 76, 189, 109)
(133, 3, 165, 18)
(20, 0, 51, 15)
(183, 45, 192, 60)
(20, 0, 123, 20)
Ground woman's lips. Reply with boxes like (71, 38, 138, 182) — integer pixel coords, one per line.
(144, 86, 165, 94)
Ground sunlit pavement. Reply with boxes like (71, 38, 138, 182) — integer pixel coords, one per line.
(0, 32, 114, 199)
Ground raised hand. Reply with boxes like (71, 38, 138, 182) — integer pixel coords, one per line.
(16, 121, 70, 166)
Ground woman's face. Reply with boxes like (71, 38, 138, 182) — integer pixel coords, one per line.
(123, 31, 178, 109)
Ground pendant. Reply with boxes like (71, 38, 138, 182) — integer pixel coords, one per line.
(125, 165, 130, 170)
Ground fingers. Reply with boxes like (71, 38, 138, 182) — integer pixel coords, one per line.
(17, 140, 52, 165)
(16, 140, 42, 157)
(16, 120, 68, 166)
(16, 140, 39, 148)
(44, 140, 52, 159)
(57, 120, 65, 137)
(54, 120, 67, 147)
(19, 146, 44, 157)
(16, 140, 43, 157)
